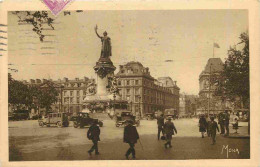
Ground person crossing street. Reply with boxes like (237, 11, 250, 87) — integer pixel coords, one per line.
(123, 120, 139, 159)
(87, 120, 101, 155)
(163, 117, 177, 149)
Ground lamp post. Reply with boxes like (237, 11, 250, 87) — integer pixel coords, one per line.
(113, 92, 116, 114)
(139, 95, 141, 118)
(59, 85, 64, 112)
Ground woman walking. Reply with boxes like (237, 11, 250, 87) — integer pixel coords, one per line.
(199, 114, 207, 138)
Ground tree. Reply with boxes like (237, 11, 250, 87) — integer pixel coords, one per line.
(12, 11, 54, 42)
(214, 32, 249, 108)
(8, 73, 32, 109)
(36, 82, 59, 113)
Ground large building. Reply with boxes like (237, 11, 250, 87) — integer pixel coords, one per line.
(179, 94, 199, 117)
(115, 61, 180, 116)
(198, 58, 224, 114)
(22, 77, 95, 114)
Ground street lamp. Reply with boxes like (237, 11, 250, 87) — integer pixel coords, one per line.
(59, 84, 64, 113)
(139, 95, 141, 118)
(113, 92, 116, 114)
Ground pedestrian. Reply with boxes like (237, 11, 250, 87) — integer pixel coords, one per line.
(199, 114, 207, 138)
(208, 116, 219, 145)
(206, 115, 211, 137)
(157, 114, 165, 140)
(232, 118, 239, 133)
(124, 119, 139, 159)
(217, 112, 225, 135)
(87, 120, 100, 155)
(163, 117, 177, 149)
(224, 110, 230, 136)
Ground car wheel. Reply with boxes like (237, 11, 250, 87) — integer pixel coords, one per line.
(73, 122, 78, 128)
(57, 121, 62, 128)
(98, 121, 103, 127)
(39, 122, 44, 127)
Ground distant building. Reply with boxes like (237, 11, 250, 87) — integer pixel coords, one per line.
(115, 61, 180, 116)
(23, 77, 95, 114)
(198, 58, 225, 114)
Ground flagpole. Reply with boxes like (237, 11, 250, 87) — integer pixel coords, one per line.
(213, 42, 214, 58)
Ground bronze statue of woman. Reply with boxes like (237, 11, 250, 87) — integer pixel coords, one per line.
(95, 25, 112, 58)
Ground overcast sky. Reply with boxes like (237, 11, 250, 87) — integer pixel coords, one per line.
(8, 10, 248, 94)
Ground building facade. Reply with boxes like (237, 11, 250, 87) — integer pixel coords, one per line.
(23, 77, 95, 113)
(115, 61, 180, 116)
(198, 58, 225, 114)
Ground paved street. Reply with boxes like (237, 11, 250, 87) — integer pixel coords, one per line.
(9, 116, 250, 161)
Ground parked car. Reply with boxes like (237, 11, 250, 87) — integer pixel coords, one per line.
(145, 113, 155, 120)
(164, 108, 177, 120)
(38, 112, 69, 127)
(70, 112, 103, 128)
(11, 110, 30, 121)
(115, 111, 140, 127)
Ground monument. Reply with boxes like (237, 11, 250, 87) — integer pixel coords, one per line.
(82, 25, 121, 114)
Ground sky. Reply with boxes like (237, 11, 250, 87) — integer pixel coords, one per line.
(8, 10, 248, 95)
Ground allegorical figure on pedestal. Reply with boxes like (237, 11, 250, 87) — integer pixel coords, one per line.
(95, 25, 112, 58)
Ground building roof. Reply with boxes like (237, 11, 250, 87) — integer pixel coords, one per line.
(203, 58, 224, 73)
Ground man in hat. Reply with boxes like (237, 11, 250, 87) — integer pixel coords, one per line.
(224, 110, 230, 136)
(87, 120, 101, 155)
(163, 117, 177, 148)
(217, 112, 225, 135)
(208, 116, 219, 145)
(123, 119, 139, 159)
(157, 114, 165, 140)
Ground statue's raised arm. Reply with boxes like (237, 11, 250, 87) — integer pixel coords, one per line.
(95, 25, 102, 39)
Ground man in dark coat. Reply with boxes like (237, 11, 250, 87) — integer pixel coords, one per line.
(157, 114, 165, 140)
(124, 120, 139, 159)
(218, 112, 225, 134)
(208, 116, 219, 145)
(164, 117, 177, 148)
(199, 114, 207, 138)
(87, 120, 100, 155)
(224, 110, 230, 136)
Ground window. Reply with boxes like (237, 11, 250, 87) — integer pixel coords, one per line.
(83, 90, 86, 96)
(77, 97, 80, 103)
(77, 90, 80, 96)
(70, 97, 73, 103)
(135, 95, 139, 103)
(135, 80, 139, 85)
(118, 80, 121, 86)
(135, 88, 140, 95)
(126, 89, 130, 95)
(126, 80, 130, 86)
(121, 70, 125, 73)
(70, 91, 73, 96)
(118, 89, 122, 95)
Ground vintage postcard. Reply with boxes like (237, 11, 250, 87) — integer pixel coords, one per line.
(0, 0, 259, 167)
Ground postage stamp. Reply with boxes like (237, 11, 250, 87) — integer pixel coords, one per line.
(42, 0, 74, 15)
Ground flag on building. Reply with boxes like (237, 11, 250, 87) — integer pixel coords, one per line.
(214, 43, 220, 48)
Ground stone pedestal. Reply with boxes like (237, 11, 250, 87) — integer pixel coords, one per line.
(83, 57, 116, 112)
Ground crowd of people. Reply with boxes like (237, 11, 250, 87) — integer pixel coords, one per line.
(85, 110, 237, 159)
(198, 110, 233, 144)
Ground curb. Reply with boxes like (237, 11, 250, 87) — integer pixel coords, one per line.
(224, 135, 250, 139)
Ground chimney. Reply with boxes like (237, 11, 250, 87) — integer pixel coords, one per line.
(63, 77, 68, 82)
(30, 79, 35, 84)
(42, 79, 47, 83)
(36, 79, 41, 83)
(75, 77, 79, 81)
(174, 81, 177, 85)
(84, 77, 89, 81)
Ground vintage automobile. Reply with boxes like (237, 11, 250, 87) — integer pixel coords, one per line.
(164, 108, 177, 120)
(115, 111, 140, 127)
(38, 112, 69, 127)
(145, 112, 155, 120)
(71, 112, 103, 128)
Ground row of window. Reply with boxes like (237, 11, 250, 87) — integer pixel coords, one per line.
(63, 82, 89, 88)
(118, 79, 140, 86)
(63, 97, 85, 104)
(63, 90, 88, 97)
